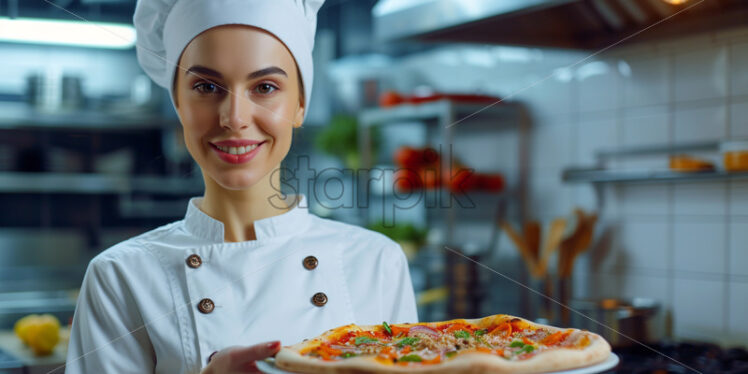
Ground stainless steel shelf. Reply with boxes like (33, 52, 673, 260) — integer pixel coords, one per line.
(0, 102, 178, 130)
(562, 168, 748, 184)
(359, 99, 520, 127)
(0, 172, 203, 194)
(595, 141, 722, 160)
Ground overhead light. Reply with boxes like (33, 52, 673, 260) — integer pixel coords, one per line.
(0, 17, 136, 49)
(661, 0, 690, 4)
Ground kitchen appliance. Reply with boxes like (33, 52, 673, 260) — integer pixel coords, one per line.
(373, 0, 748, 49)
(569, 298, 660, 348)
(25, 72, 84, 111)
(613, 341, 748, 373)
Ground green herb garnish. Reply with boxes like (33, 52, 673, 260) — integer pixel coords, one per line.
(383, 321, 392, 335)
(517, 345, 535, 354)
(396, 337, 420, 347)
(341, 352, 357, 358)
(445, 351, 458, 358)
(476, 336, 493, 348)
(509, 340, 525, 348)
(454, 330, 471, 339)
(398, 354, 423, 362)
(354, 336, 378, 345)
(473, 329, 486, 337)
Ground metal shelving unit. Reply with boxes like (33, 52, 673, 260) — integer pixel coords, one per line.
(358, 99, 529, 244)
(357, 99, 531, 320)
(0, 102, 178, 130)
(562, 140, 739, 185)
(0, 172, 203, 195)
(563, 168, 748, 184)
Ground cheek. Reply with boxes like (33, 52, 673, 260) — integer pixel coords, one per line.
(178, 107, 215, 152)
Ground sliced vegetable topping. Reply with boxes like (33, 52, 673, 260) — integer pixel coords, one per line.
(509, 340, 525, 348)
(341, 352, 357, 358)
(454, 330, 471, 339)
(473, 329, 487, 337)
(383, 321, 392, 335)
(398, 354, 423, 362)
(354, 336, 378, 345)
(396, 337, 419, 347)
(517, 345, 535, 354)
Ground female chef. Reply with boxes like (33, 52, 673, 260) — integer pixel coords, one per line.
(64, 0, 418, 373)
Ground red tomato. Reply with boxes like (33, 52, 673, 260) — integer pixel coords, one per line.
(478, 174, 505, 192)
(394, 168, 422, 191)
(444, 168, 479, 194)
(393, 146, 422, 168)
(420, 147, 440, 166)
(419, 167, 441, 189)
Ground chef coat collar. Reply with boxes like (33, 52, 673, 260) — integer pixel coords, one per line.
(183, 194, 310, 243)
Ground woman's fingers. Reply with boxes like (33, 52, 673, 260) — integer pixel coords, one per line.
(227, 341, 281, 367)
(201, 341, 281, 374)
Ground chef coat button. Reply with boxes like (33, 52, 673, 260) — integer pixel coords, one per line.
(186, 254, 202, 268)
(198, 298, 215, 314)
(303, 256, 318, 270)
(311, 292, 327, 307)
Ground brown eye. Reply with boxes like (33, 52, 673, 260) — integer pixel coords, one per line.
(256, 83, 277, 95)
(194, 82, 223, 94)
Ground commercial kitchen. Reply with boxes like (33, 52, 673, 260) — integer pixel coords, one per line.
(0, 0, 747, 373)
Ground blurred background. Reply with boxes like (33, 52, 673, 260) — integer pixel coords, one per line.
(1, 0, 748, 372)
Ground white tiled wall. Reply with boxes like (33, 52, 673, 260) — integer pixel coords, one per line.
(393, 25, 748, 346)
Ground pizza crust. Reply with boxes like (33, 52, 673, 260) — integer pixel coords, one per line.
(275, 315, 611, 374)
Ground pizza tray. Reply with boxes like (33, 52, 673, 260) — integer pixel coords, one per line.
(257, 352, 619, 374)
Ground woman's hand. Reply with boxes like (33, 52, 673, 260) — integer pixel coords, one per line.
(200, 341, 281, 374)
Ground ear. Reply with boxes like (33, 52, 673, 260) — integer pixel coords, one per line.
(293, 99, 305, 128)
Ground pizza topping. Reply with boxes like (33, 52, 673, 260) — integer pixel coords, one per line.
(489, 322, 512, 337)
(540, 330, 572, 346)
(382, 321, 392, 336)
(354, 336, 379, 345)
(509, 340, 524, 348)
(300, 317, 602, 365)
(408, 325, 440, 337)
(453, 330, 471, 339)
(398, 354, 422, 362)
(396, 337, 419, 347)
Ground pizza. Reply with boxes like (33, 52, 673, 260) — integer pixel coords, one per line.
(275, 314, 611, 373)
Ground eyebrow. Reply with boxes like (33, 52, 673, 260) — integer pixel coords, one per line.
(184, 65, 288, 80)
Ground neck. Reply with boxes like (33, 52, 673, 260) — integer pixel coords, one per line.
(199, 168, 291, 242)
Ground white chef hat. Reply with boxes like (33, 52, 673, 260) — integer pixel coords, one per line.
(133, 0, 324, 121)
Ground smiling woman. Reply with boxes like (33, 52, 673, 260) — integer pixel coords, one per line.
(64, 1, 419, 374)
(173, 25, 305, 200)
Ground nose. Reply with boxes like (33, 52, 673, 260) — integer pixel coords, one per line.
(219, 89, 252, 131)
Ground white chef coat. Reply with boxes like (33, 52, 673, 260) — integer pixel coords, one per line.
(65, 194, 418, 374)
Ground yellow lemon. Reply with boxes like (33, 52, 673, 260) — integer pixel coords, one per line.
(14, 314, 41, 345)
(14, 314, 60, 356)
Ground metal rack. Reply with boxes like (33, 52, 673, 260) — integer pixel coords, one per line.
(358, 99, 529, 244)
(0, 172, 203, 195)
(357, 99, 531, 320)
(0, 102, 178, 130)
(562, 140, 740, 185)
(0, 104, 200, 289)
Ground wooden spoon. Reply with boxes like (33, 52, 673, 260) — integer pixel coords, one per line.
(500, 221, 537, 275)
(536, 218, 566, 277)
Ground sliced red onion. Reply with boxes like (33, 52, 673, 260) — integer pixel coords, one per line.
(328, 344, 358, 352)
(408, 325, 440, 337)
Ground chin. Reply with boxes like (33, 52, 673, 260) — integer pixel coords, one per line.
(209, 169, 264, 190)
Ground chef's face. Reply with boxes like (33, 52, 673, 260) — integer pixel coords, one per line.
(174, 25, 305, 190)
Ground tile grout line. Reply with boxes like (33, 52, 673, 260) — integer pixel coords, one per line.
(723, 37, 733, 339)
(666, 46, 676, 340)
